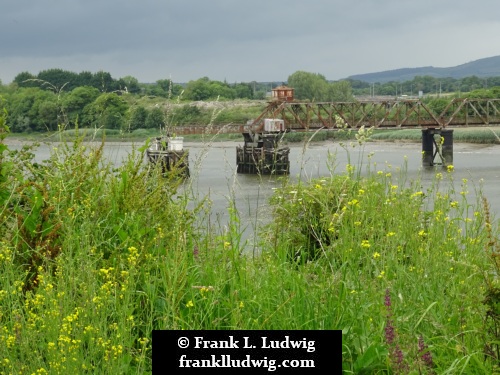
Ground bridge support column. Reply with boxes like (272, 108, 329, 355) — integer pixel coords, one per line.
(421, 129, 453, 167)
(422, 129, 434, 167)
(441, 129, 454, 167)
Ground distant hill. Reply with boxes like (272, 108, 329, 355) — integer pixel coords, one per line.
(347, 55, 500, 83)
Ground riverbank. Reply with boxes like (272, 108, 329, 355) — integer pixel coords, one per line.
(4, 125, 500, 145)
(4, 134, 499, 152)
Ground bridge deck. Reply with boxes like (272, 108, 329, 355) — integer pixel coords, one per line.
(165, 98, 500, 135)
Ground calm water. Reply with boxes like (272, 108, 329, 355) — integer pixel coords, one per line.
(184, 140, 500, 224)
(6, 139, 500, 249)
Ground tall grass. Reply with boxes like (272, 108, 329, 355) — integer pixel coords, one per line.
(1, 108, 500, 374)
(264, 155, 494, 373)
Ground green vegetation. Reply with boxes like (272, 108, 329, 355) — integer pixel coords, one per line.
(288, 71, 354, 101)
(0, 85, 269, 135)
(350, 75, 500, 98)
(267, 157, 497, 373)
(3, 67, 500, 374)
(2, 102, 500, 373)
(3, 68, 500, 141)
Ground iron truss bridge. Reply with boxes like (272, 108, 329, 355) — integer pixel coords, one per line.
(168, 98, 500, 135)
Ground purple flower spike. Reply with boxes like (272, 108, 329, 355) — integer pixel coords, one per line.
(385, 319, 395, 346)
(385, 288, 392, 308)
(418, 335, 434, 369)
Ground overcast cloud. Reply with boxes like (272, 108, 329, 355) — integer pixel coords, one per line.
(1, 0, 500, 84)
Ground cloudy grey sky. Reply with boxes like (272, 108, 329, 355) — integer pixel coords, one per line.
(1, 0, 500, 84)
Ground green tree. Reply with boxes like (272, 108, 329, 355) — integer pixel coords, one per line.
(461, 76, 483, 92)
(156, 79, 172, 94)
(117, 76, 141, 94)
(287, 71, 329, 101)
(143, 83, 165, 98)
(13, 72, 38, 88)
(347, 79, 369, 90)
(77, 71, 94, 87)
(62, 86, 101, 127)
(84, 93, 129, 129)
(413, 76, 437, 95)
(487, 77, 500, 87)
(91, 71, 118, 92)
(327, 80, 354, 101)
(184, 77, 213, 100)
(128, 106, 148, 131)
(183, 77, 236, 100)
(151, 79, 184, 98)
(174, 104, 202, 125)
(378, 81, 398, 96)
(37, 68, 79, 92)
(7, 87, 60, 132)
(37, 100, 60, 130)
(145, 107, 166, 129)
(209, 81, 235, 100)
(239, 82, 256, 99)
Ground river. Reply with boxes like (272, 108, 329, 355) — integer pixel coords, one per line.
(5, 138, 500, 250)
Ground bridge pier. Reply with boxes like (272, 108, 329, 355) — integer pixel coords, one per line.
(421, 129, 453, 167)
(236, 133, 290, 175)
(146, 137, 190, 177)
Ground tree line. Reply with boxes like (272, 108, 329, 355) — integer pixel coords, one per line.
(1, 68, 500, 134)
(0, 69, 269, 133)
(349, 75, 500, 97)
(9, 68, 266, 99)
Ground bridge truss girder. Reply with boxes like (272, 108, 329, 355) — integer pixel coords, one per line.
(247, 98, 500, 132)
(441, 98, 500, 127)
(165, 98, 500, 135)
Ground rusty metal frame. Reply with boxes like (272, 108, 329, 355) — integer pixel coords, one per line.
(440, 98, 500, 127)
(248, 99, 446, 130)
(168, 98, 500, 135)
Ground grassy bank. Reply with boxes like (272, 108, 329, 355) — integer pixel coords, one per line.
(6, 125, 500, 145)
(1, 119, 500, 373)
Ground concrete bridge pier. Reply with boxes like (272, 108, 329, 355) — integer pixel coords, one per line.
(421, 129, 454, 167)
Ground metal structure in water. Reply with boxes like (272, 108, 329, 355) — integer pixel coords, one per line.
(146, 136, 190, 177)
(236, 119, 290, 175)
(235, 86, 296, 175)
